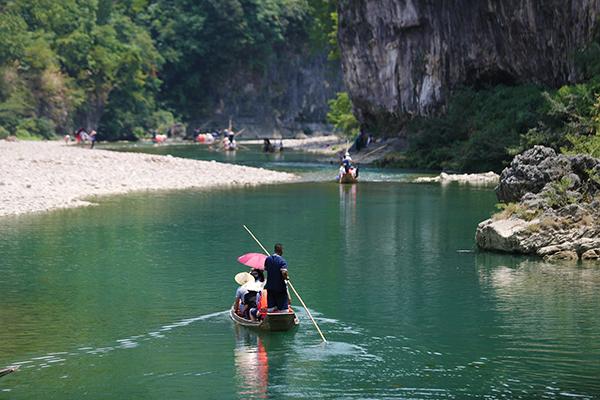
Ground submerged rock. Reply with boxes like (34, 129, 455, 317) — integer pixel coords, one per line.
(476, 146, 600, 261)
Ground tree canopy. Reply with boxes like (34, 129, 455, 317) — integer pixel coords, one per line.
(0, 0, 337, 140)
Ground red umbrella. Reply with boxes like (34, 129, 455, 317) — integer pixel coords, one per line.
(237, 253, 267, 270)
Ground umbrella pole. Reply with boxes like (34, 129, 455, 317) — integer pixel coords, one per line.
(243, 225, 327, 343)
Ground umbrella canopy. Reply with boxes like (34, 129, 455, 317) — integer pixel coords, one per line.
(237, 253, 267, 270)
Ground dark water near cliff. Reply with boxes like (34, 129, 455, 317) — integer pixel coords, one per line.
(1, 147, 599, 399)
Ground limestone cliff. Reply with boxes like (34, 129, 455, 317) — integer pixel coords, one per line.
(194, 51, 343, 137)
(338, 0, 600, 134)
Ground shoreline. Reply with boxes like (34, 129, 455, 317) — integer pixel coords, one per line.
(0, 141, 296, 217)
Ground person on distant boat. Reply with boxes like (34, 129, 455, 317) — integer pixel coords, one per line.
(338, 151, 359, 180)
(342, 151, 352, 170)
(264, 243, 289, 312)
(263, 138, 273, 152)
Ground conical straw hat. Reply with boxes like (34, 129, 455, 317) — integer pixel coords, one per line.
(235, 271, 253, 286)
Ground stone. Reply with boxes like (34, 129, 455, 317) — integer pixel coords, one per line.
(338, 1, 600, 133)
(496, 146, 571, 203)
(475, 145, 600, 257)
(577, 238, 600, 253)
(581, 249, 600, 260)
(475, 218, 530, 253)
(538, 244, 576, 257)
(414, 171, 499, 185)
(543, 250, 579, 261)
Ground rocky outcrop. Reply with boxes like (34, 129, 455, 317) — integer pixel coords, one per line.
(476, 146, 600, 261)
(495, 146, 571, 202)
(337, 1, 600, 134)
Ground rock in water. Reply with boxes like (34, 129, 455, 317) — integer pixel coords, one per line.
(476, 146, 600, 260)
(338, 1, 600, 132)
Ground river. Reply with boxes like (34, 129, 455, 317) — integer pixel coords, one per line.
(1, 143, 599, 399)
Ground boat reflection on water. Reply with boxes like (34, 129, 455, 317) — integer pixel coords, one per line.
(234, 325, 269, 399)
(339, 183, 357, 227)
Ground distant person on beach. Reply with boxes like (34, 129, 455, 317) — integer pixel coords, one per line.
(63, 134, 71, 144)
(89, 130, 97, 149)
(264, 243, 289, 312)
(75, 127, 86, 144)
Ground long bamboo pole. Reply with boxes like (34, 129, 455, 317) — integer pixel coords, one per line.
(243, 225, 327, 343)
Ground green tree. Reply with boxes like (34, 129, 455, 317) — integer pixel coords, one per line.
(327, 91, 359, 138)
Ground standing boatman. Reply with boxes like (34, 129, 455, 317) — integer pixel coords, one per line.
(264, 243, 289, 312)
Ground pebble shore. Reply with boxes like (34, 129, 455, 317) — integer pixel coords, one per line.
(0, 141, 296, 217)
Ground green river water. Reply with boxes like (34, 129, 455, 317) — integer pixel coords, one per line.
(1, 144, 599, 399)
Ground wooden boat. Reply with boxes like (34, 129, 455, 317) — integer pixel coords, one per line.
(230, 306, 299, 332)
(339, 171, 358, 184)
(0, 367, 17, 378)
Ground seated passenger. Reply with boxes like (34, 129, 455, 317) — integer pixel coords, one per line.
(243, 280, 263, 321)
(250, 268, 265, 289)
(255, 289, 268, 320)
(234, 272, 253, 317)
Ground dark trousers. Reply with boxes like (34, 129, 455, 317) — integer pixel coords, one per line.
(267, 289, 288, 311)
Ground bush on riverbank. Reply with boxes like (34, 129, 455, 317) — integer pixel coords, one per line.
(401, 36, 600, 173)
(327, 92, 360, 138)
(404, 85, 547, 172)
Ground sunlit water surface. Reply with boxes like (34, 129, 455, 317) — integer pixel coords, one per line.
(1, 144, 599, 399)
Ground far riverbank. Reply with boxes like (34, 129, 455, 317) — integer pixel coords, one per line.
(0, 141, 295, 217)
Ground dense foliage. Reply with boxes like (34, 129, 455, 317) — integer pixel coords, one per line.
(0, 0, 337, 140)
(405, 85, 547, 172)
(326, 91, 358, 138)
(402, 37, 600, 172)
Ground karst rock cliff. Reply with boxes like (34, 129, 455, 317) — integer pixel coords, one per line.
(338, 0, 600, 134)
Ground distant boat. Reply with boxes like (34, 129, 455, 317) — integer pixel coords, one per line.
(339, 170, 358, 184)
(0, 367, 17, 378)
(229, 306, 299, 332)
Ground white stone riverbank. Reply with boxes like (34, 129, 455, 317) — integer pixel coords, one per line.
(0, 141, 296, 216)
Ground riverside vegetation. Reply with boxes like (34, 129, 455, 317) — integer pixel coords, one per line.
(0, 0, 337, 141)
(376, 36, 600, 173)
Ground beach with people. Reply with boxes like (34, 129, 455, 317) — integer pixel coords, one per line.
(0, 140, 295, 217)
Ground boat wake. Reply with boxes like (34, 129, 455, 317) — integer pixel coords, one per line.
(6, 310, 229, 372)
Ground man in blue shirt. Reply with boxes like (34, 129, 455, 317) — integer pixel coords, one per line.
(264, 243, 289, 312)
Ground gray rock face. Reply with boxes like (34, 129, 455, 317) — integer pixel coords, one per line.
(337, 1, 600, 132)
(476, 146, 600, 260)
(495, 145, 600, 203)
(496, 146, 571, 203)
(194, 51, 344, 137)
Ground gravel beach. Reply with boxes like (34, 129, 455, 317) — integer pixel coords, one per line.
(0, 141, 296, 217)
